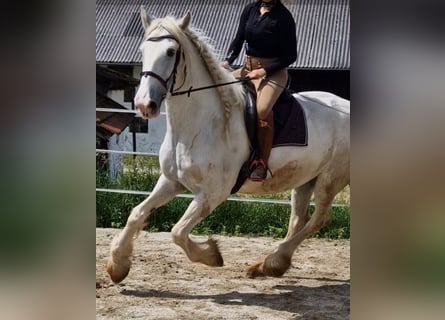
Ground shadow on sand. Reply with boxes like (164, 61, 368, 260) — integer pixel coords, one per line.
(121, 279, 350, 319)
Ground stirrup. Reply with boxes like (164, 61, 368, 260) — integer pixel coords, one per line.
(249, 159, 268, 182)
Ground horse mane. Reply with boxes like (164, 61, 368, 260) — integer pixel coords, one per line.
(145, 16, 245, 120)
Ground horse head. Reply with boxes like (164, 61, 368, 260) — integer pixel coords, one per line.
(134, 7, 191, 119)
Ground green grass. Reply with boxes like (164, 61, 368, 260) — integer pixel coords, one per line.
(96, 156, 350, 239)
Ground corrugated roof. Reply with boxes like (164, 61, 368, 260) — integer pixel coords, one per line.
(96, 0, 349, 69)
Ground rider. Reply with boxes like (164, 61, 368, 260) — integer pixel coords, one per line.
(221, 0, 297, 181)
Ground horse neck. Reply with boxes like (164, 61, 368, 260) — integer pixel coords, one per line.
(166, 53, 243, 139)
(166, 88, 229, 139)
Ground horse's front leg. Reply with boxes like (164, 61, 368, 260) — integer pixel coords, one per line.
(171, 194, 225, 267)
(106, 175, 184, 283)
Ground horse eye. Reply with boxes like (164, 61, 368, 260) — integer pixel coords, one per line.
(166, 48, 175, 57)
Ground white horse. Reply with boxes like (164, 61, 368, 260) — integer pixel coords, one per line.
(107, 9, 350, 283)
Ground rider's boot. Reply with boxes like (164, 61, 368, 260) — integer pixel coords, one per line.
(249, 112, 273, 181)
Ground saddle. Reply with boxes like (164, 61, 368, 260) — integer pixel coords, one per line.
(230, 83, 308, 194)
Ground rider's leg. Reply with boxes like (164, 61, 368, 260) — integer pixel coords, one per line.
(249, 68, 288, 181)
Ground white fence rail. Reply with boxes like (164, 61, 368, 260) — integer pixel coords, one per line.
(96, 148, 159, 157)
(95, 150, 349, 208)
(96, 107, 166, 116)
(95, 186, 349, 207)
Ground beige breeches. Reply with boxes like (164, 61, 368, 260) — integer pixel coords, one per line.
(232, 55, 288, 120)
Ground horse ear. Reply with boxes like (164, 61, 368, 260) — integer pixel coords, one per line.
(178, 12, 191, 29)
(140, 6, 151, 31)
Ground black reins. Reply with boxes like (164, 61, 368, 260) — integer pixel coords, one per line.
(170, 78, 249, 97)
(140, 34, 248, 98)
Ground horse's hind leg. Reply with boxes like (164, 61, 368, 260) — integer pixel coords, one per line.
(284, 178, 316, 241)
(106, 175, 184, 283)
(247, 176, 343, 278)
(171, 194, 225, 267)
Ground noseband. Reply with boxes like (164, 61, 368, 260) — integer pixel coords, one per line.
(140, 35, 183, 94)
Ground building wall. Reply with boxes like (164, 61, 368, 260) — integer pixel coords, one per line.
(104, 65, 167, 179)
(289, 69, 350, 100)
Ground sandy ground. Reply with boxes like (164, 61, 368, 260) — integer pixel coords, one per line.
(96, 228, 350, 319)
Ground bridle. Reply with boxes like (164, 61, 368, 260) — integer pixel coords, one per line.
(140, 33, 248, 98)
(139, 34, 184, 96)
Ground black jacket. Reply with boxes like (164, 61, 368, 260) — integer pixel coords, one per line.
(225, 0, 297, 76)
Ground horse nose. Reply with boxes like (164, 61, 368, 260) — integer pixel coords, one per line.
(134, 95, 149, 110)
(147, 101, 158, 112)
(134, 98, 158, 118)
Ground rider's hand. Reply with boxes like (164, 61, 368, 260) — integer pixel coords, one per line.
(247, 68, 266, 80)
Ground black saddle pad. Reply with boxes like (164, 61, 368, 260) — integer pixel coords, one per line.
(273, 91, 308, 147)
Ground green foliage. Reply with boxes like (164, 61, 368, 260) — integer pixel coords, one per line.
(96, 157, 350, 239)
(314, 206, 350, 239)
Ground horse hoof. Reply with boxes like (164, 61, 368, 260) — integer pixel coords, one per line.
(246, 254, 291, 278)
(207, 238, 224, 267)
(246, 261, 265, 278)
(106, 257, 131, 284)
(262, 254, 291, 277)
(212, 251, 224, 267)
